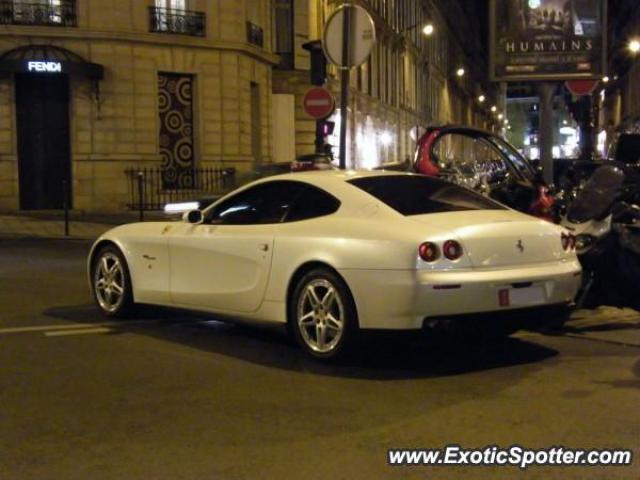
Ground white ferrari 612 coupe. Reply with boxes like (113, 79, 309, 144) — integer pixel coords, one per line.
(88, 171, 581, 360)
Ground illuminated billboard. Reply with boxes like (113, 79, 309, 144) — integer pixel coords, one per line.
(490, 0, 607, 81)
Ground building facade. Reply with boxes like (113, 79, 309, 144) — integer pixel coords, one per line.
(0, 0, 277, 212)
(0, 0, 505, 212)
(595, 0, 640, 156)
(272, 0, 504, 169)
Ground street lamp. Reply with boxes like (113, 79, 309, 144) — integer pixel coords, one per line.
(602, 76, 609, 83)
(491, 105, 497, 112)
(629, 39, 640, 54)
(478, 94, 486, 103)
(422, 23, 434, 36)
(498, 113, 504, 120)
(456, 67, 465, 77)
(400, 19, 435, 37)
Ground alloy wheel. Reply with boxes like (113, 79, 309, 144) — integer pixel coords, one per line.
(296, 278, 345, 353)
(94, 252, 126, 313)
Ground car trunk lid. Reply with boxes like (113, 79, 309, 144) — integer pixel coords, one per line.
(410, 210, 564, 268)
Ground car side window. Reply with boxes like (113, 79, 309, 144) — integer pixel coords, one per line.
(284, 185, 341, 222)
(206, 181, 305, 225)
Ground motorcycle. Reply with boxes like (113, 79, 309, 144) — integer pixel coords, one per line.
(561, 164, 640, 308)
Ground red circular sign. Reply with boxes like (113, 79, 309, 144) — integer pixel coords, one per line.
(303, 87, 335, 119)
(565, 80, 598, 96)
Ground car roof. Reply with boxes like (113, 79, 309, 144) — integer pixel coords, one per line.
(238, 170, 426, 212)
(255, 169, 420, 186)
(203, 170, 426, 219)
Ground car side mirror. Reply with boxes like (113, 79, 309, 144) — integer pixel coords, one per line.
(183, 209, 203, 224)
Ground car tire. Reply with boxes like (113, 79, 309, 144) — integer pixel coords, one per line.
(91, 245, 135, 318)
(289, 268, 358, 361)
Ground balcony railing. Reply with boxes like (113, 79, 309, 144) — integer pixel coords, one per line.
(0, 0, 77, 27)
(125, 167, 236, 211)
(246, 21, 264, 47)
(148, 6, 205, 37)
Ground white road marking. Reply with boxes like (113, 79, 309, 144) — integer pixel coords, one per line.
(44, 327, 113, 337)
(0, 322, 117, 335)
(0, 319, 202, 336)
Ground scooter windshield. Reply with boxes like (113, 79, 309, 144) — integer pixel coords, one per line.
(566, 165, 625, 223)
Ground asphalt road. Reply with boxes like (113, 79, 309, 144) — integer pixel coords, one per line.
(1, 239, 638, 480)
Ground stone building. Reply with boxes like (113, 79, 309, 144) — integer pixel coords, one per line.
(272, 0, 505, 169)
(595, 0, 640, 155)
(0, 0, 505, 213)
(0, 0, 276, 212)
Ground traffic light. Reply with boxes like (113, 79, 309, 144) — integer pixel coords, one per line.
(302, 40, 327, 86)
(321, 120, 335, 136)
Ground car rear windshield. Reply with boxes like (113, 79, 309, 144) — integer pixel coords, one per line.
(348, 175, 506, 215)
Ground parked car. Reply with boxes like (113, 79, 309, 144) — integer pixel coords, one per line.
(89, 171, 581, 360)
(412, 126, 555, 220)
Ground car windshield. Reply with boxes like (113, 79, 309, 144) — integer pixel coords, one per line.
(348, 175, 506, 216)
(488, 136, 538, 180)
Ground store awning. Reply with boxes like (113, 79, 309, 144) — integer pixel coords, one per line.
(0, 44, 104, 79)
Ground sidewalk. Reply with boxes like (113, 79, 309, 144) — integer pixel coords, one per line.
(564, 306, 640, 347)
(0, 211, 167, 240)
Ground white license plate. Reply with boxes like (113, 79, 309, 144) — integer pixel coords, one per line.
(498, 286, 545, 307)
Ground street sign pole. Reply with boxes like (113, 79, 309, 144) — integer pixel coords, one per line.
(322, 3, 375, 170)
(338, 6, 352, 170)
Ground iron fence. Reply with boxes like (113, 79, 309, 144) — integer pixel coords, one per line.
(0, 0, 77, 27)
(125, 167, 236, 212)
(148, 6, 205, 37)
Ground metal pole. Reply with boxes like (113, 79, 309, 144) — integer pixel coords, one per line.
(315, 120, 325, 154)
(62, 180, 69, 237)
(538, 83, 555, 185)
(338, 5, 352, 170)
(137, 171, 144, 222)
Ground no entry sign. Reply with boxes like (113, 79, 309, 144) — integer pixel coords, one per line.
(303, 87, 335, 119)
(565, 80, 599, 96)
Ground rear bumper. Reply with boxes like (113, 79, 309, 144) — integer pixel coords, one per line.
(339, 260, 581, 330)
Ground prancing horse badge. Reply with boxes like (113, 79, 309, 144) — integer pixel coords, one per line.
(516, 239, 524, 253)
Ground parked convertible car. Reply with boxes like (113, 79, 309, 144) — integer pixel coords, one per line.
(413, 126, 556, 220)
(89, 171, 581, 360)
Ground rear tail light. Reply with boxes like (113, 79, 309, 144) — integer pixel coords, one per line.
(442, 240, 463, 260)
(561, 232, 576, 251)
(418, 242, 439, 262)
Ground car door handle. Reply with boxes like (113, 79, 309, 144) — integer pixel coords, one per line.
(258, 243, 269, 252)
(143, 254, 156, 260)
